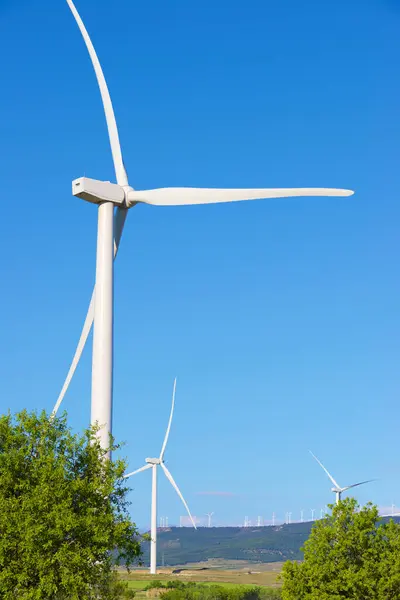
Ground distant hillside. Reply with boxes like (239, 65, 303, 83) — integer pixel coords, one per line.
(140, 523, 312, 566)
(138, 516, 400, 567)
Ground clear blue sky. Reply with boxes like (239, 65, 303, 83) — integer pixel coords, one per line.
(0, 0, 399, 528)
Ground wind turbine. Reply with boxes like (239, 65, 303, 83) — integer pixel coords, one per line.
(52, 0, 354, 452)
(123, 378, 196, 575)
(206, 512, 214, 528)
(310, 451, 374, 504)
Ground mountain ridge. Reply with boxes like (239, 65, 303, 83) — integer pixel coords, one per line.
(138, 516, 400, 566)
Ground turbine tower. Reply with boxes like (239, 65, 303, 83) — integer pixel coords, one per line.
(51, 0, 355, 451)
(310, 451, 375, 504)
(124, 379, 196, 574)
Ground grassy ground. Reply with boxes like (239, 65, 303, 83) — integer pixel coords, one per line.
(119, 561, 282, 596)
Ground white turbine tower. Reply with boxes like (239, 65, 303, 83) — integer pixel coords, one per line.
(124, 378, 196, 575)
(51, 0, 354, 449)
(310, 451, 375, 504)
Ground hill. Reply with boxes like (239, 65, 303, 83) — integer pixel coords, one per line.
(140, 523, 312, 566)
(138, 516, 400, 567)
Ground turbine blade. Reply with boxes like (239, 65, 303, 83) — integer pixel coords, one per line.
(161, 463, 197, 529)
(65, 0, 128, 186)
(50, 208, 128, 418)
(128, 187, 354, 207)
(159, 378, 177, 461)
(50, 289, 94, 419)
(309, 450, 341, 490)
(123, 464, 152, 479)
(342, 479, 376, 492)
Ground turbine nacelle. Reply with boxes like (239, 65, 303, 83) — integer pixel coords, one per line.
(146, 457, 161, 465)
(72, 177, 128, 206)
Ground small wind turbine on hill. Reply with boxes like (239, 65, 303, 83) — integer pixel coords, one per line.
(124, 379, 196, 575)
(206, 512, 214, 528)
(310, 451, 375, 504)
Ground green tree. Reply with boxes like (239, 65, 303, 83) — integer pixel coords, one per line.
(0, 410, 141, 599)
(281, 497, 400, 600)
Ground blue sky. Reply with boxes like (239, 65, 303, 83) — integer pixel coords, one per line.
(0, 0, 400, 528)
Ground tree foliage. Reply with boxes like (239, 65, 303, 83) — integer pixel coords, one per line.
(281, 497, 400, 600)
(0, 410, 141, 599)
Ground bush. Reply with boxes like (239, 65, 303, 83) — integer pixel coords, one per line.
(159, 583, 281, 600)
(144, 580, 165, 591)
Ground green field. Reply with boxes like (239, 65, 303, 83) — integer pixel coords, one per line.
(119, 561, 282, 596)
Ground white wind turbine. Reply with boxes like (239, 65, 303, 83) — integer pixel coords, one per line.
(123, 378, 196, 575)
(310, 451, 375, 504)
(206, 512, 214, 528)
(52, 0, 354, 452)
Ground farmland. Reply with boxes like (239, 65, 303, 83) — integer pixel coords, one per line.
(119, 560, 283, 596)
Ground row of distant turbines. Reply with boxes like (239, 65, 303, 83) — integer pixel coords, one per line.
(161, 501, 400, 529)
(46, 0, 353, 578)
(159, 513, 214, 528)
(161, 500, 397, 529)
(244, 509, 328, 527)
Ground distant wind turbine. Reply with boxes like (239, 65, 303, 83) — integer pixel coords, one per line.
(124, 379, 196, 574)
(206, 512, 214, 528)
(310, 451, 375, 504)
